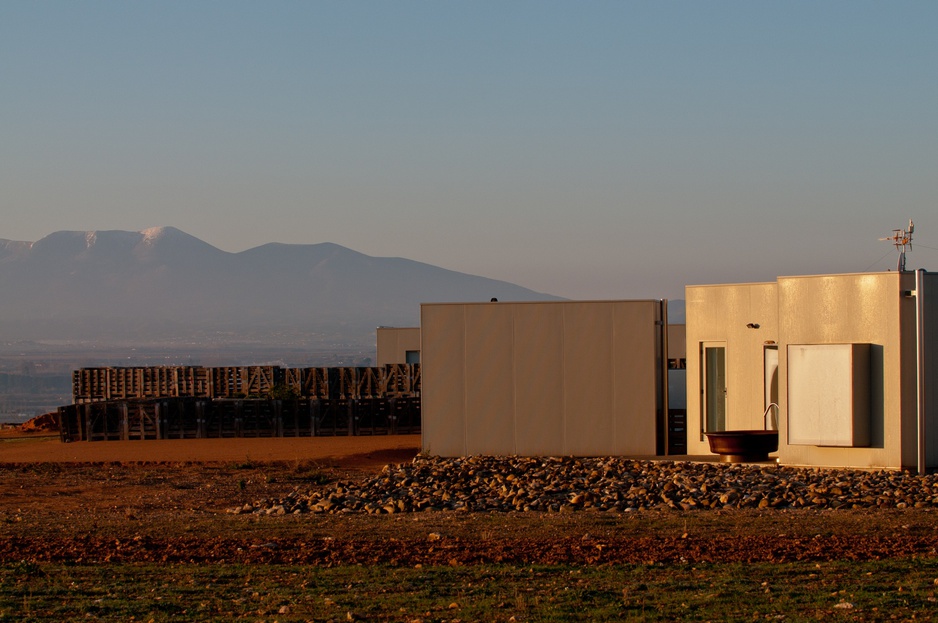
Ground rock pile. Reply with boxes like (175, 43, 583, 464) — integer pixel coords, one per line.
(230, 456, 938, 516)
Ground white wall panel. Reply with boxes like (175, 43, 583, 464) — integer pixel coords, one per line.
(788, 344, 871, 447)
(420, 305, 467, 456)
(421, 300, 663, 457)
(614, 303, 660, 454)
(563, 303, 616, 455)
(464, 305, 515, 455)
(513, 305, 565, 455)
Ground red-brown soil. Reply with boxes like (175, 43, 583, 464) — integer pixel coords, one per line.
(0, 431, 419, 466)
(2, 433, 937, 566)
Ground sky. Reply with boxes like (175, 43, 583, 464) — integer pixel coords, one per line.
(2, 1, 936, 300)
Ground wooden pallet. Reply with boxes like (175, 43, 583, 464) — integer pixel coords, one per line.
(72, 365, 420, 403)
(58, 396, 421, 442)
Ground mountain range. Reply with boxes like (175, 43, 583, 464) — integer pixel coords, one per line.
(0, 227, 564, 348)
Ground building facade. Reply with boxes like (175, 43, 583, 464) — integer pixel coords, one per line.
(686, 271, 938, 470)
(420, 300, 671, 457)
(376, 327, 421, 366)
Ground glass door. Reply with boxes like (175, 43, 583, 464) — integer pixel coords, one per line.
(702, 343, 726, 434)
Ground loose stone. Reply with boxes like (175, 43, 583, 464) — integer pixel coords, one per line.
(230, 455, 938, 516)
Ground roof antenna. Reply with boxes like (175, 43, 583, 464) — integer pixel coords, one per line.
(880, 220, 914, 271)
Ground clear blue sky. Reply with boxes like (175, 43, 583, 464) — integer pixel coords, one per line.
(2, 1, 936, 300)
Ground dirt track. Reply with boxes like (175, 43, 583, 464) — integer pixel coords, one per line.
(0, 432, 420, 466)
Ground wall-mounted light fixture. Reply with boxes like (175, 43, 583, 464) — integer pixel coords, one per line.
(746, 323, 760, 329)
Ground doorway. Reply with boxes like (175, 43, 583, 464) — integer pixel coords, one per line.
(701, 342, 726, 437)
(764, 344, 779, 429)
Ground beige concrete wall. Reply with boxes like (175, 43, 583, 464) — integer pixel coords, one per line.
(420, 300, 664, 457)
(686, 272, 929, 469)
(684, 282, 779, 455)
(376, 327, 421, 366)
(778, 272, 915, 469)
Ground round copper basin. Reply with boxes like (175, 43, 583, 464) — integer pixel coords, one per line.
(705, 430, 779, 463)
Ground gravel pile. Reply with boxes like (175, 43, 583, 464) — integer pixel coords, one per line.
(230, 455, 938, 516)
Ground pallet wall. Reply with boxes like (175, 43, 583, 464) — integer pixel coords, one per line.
(56, 396, 421, 442)
(72, 364, 420, 403)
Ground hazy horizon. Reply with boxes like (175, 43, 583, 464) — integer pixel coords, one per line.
(3, 2, 937, 301)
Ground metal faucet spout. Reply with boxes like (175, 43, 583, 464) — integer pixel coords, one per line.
(763, 403, 779, 431)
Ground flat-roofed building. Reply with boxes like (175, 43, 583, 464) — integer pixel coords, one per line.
(686, 270, 938, 470)
(376, 327, 421, 365)
(419, 300, 672, 457)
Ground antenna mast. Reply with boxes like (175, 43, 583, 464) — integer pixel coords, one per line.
(880, 220, 914, 271)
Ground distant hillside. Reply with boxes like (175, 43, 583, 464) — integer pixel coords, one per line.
(0, 227, 563, 347)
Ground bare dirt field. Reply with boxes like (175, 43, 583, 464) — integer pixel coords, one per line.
(1, 432, 936, 565)
(3, 432, 938, 621)
(0, 430, 419, 467)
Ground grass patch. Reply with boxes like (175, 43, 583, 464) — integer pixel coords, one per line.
(227, 456, 258, 470)
(2, 559, 937, 622)
(289, 459, 332, 485)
